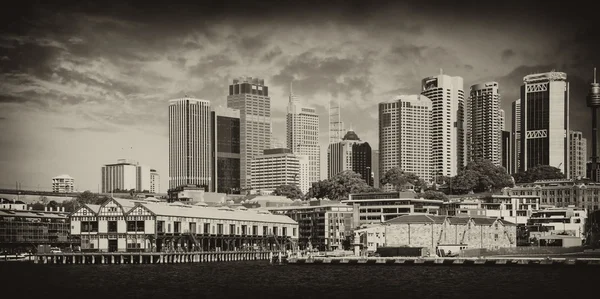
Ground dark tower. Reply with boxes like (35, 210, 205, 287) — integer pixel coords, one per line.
(587, 68, 600, 181)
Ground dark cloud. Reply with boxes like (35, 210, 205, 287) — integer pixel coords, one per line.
(188, 54, 237, 77)
(0, 117, 6, 120)
(501, 49, 516, 62)
(262, 47, 283, 63)
(464, 64, 474, 71)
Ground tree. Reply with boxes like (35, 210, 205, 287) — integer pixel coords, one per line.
(30, 202, 45, 211)
(380, 167, 428, 192)
(47, 200, 59, 210)
(448, 160, 515, 194)
(513, 165, 566, 183)
(420, 190, 448, 201)
(76, 190, 107, 205)
(39, 196, 49, 205)
(306, 170, 375, 201)
(272, 184, 304, 199)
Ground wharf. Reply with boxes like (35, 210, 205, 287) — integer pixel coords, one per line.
(30, 251, 276, 265)
(284, 256, 600, 266)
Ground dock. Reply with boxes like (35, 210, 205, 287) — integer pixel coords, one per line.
(30, 251, 277, 265)
(284, 256, 600, 266)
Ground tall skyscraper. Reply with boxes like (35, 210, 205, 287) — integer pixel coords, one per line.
(211, 106, 241, 194)
(587, 68, 600, 181)
(569, 130, 587, 179)
(372, 149, 380, 189)
(328, 130, 372, 185)
(168, 97, 212, 190)
(511, 99, 521, 174)
(519, 71, 569, 177)
(501, 131, 511, 173)
(467, 82, 502, 165)
(421, 71, 465, 177)
(287, 82, 321, 184)
(379, 95, 432, 188)
(227, 77, 272, 191)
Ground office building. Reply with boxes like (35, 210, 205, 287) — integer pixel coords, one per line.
(101, 159, 137, 193)
(150, 169, 160, 194)
(421, 71, 465, 177)
(211, 107, 241, 194)
(502, 131, 512, 172)
(52, 174, 75, 193)
(287, 82, 321, 184)
(519, 71, 569, 177)
(569, 131, 587, 179)
(379, 95, 432, 188)
(372, 150, 380, 189)
(328, 130, 372, 185)
(250, 148, 309, 194)
(168, 97, 212, 190)
(467, 82, 501, 165)
(504, 179, 599, 212)
(441, 194, 540, 225)
(136, 165, 151, 193)
(511, 99, 521, 174)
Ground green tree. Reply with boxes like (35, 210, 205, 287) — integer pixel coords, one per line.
(47, 200, 59, 210)
(513, 165, 565, 183)
(30, 202, 45, 211)
(60, 199, 81, 213)
(420, 190, 448, 201)
(76, 190, 107, 205)
(272, 184, 304, 199)
(380, 167, 428, 192)
(306, 170, 375, 201)
(449, 160, 514, 194)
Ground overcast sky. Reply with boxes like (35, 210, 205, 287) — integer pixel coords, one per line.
(0, 0, 597, 192)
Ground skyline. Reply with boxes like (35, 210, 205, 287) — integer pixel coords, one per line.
(0, 1, 598, 192)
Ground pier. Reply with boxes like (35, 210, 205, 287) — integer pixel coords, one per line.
(284, 256, 600, 266)
(31, 251, 277, 265)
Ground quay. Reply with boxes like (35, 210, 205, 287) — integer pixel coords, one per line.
(284, 256, 600, 266)
(31, 251, 277, 265)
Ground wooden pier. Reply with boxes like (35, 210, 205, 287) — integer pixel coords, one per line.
(285, 256, 600, 266)
(31, 251, 276, 265)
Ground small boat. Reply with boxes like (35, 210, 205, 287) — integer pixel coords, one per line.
(0, 253, 32, 262)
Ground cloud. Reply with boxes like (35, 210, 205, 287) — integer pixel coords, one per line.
(53, 126, 119, 133)
(501, 49, 516, 62)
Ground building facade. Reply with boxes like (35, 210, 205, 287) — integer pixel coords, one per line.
(440, 194, 540, 225)
(150, 169, 160, 194)
(502, 131, 511, 172)
(372, 150, 380, 189)
(467, 82, 502, 165)
(250, 148, 309, 194)
(569, 130, 587, 179)
(511, 99, 521, 174)
(0, 208, 74, 252)
(101, 159, 137, 193)
(527, 207, 587, 238)
(70, 197, 298, 252)
(379, 95, 432, 188)
(328, 130, 372, 185)
(211, 107, 241, 194)
(287, 84, 321, 185)
(227, 77, 272, 191)
(421, 72, 465, 177)
(136, 165, 151, 193)
(503, 179, 600, 212)
(52, 174, 74, 193)
(169, 97, 212, 190)
(519, 72, 570, 177)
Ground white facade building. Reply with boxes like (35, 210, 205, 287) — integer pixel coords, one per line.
(136, 165, 151, 193)
(467, 82, 502, 165)
(150, 169, 160, 193)
(169, 97, 212, 190)
(101, 160, 137, 193)
(52, 174, 75, 193)
(443, 195, 540, 225)
(250, 148, 308, 194)
(527, 207, 587, 238)
(421, 72, 465, 177)
(569, 131, 587, 179)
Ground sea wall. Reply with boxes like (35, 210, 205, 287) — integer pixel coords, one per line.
(460, 246, 585, 257)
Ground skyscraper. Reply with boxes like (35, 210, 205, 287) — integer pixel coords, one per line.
(467, 82, 502, 165)
(287, 82, 321, 184)
(372, 149, 380, 189)
(227, 77, 271, 191)
(569, 130, 587, 179)
(328, 130, 372, 185)
(379, 95, 432, 187)
(501, 131, 511, 173)
(168, 97, 212, 190)
(211, 106, 241, 194)
(519, 72, 569, 177)
(421, 72, 465, 177)
(511, 99, 521, 174)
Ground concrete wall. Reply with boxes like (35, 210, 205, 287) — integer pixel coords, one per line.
(460, 246, 585, 257)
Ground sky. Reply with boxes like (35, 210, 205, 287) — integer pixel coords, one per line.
(0, 0, 598, 192)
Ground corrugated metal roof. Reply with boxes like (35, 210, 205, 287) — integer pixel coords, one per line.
(497, 219, 516, 226)
(447, 217, 470, 225)
(85, 204, 102, 213)
(471, 217, 497, 226)
(112, 197, 139, 212)
(385, 214, 514, 226)
(386, 214, 446, 224)
(0, 209, 68, 219)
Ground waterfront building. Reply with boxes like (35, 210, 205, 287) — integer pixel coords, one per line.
(569, 131, 587, 179)
(227, 77, 272, 191)
(421, 72, 465, 177)
(467, 82, 502, 165)
(502, 131, 511, 172)
(211, 107, 241, 194)
(69, 197, 298, 252)
(0, 198, 27, 210)
(440, 194, 540, 225)
(52, 174, 75, 193)
(519, 71, 570, 177)
(250, 148, 309, 194)
(150, 169, 160, 194)
(328, 130, 372, 185)
(511, 99, 521, 174)
(287, 83, 321, 185)
(503, 179, 600, 212)
(353, 214, 517, 254)
(267, 202, 354, 251)
(372, 150, 380, 189)
(341, 191, 444, 227)
(379, 95, 432, 188)
(527, 207, 587, 238)
(0, 208, 74, 252)
(169, 97, 212, 190)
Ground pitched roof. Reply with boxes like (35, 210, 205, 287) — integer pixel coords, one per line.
(386, 214, 446, 224)
(447, 217, 471, 225)
(497, 219, 517, 226)
(385, 214, 513, 226)
(0, 209, 68, 219)
(112, 197, 140, 213)
(471, 217, 497, 226)
(85, 204, 102, 214)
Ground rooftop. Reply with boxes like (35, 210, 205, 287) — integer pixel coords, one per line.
(53, 174, 74, 179)
(0, 209, 69, 219)
(385, 214, 516, 226)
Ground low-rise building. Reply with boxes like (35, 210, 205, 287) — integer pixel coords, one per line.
(441, 194, 540, 225)
(52, 174, 75, 193)
(527, 207, 587, 238)
(0, 198, 27, 211)
(267, 202, 354, 251)
(70, 197, 298, 253)
(0, 208, 74, 252)
(504, 179, 600, 212)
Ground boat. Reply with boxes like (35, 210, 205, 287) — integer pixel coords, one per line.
(0, 253, 32, 262)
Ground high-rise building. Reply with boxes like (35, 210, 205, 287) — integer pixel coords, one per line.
(501, 131, 511, 173)
(499, 109, 505, 131)
(250, 148, 309, 194)
(379, 95, 432, 188)
(511, 99, 521, 174)
(467, 82, 502, 165)
(519, 71, 569, 177)
(168, 97, 212, 190)
(211, 106, 241, 194)
(52, 174, 74, 193)
(101, 159, 138, 193)
(150, 169, 160, 193)
(421, 71, 465, 177)
(227, 77, 272, 191)
(287, 82, 321, 184)
(328, 130, 372, 185)
(569, 131, 587, 179)
(136, 165, 151, 192)
(372, 149, 380, 189)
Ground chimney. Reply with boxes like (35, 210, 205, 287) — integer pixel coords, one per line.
(44, 207, 47, 212)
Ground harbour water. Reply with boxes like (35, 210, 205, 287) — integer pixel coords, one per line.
(1, 261, 597, 298)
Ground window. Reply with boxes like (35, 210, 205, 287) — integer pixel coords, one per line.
(127, 221, 145, 232)
(273, 227, 278, 236)
(293, 228, 297, 237)
(217, 224, 223, 235)
(230, 224, 236, 235)
(81, 221, 98, 232)
(263, 226, 268, 235)
(189, 222, 197, 234)
(174, 222, 181, 233)
(241, 225, 247, 236)
(157, 221, 165, 233)
(252, 225, 258, 235)
(108, 221, 117, 233)
(168, 223, 171, 233)
(282, 227, 287, 236)
(204, 223, 211, 234)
